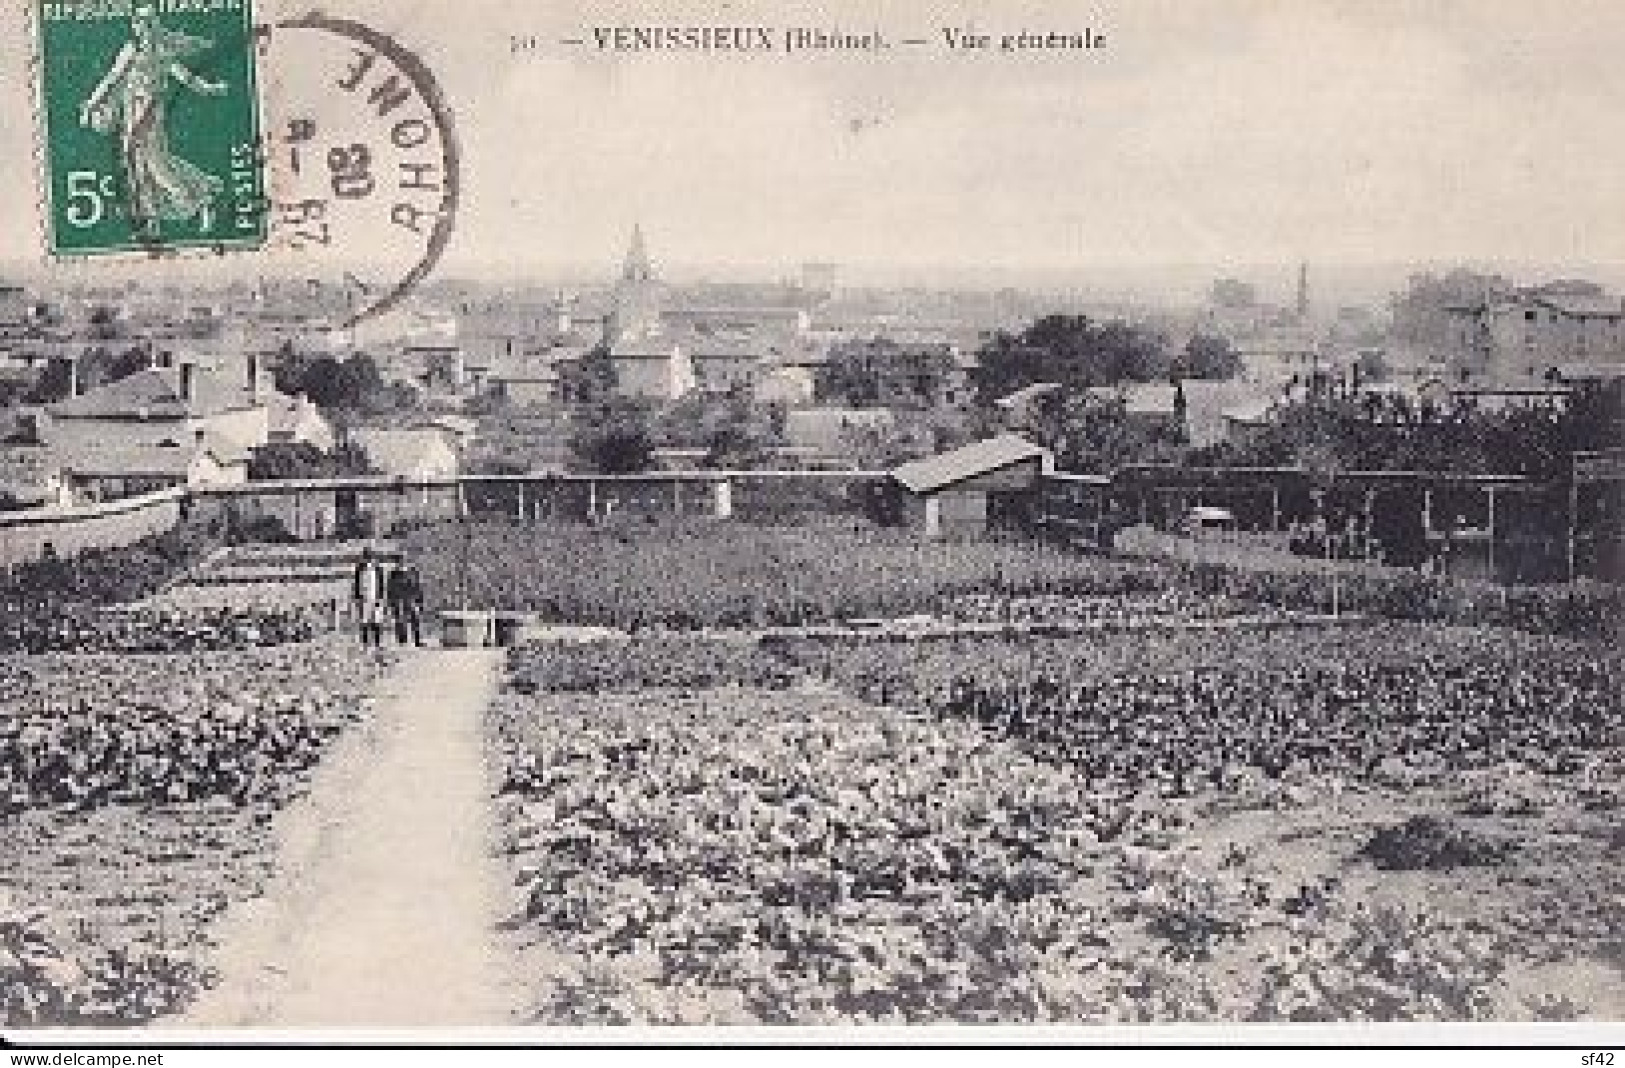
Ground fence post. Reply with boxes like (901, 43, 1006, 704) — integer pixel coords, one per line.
(1567, 471, 1579, 583)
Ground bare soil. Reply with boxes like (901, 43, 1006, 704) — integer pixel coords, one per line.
(175, 649, 511, 1027)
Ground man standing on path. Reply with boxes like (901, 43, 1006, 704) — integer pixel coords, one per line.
(387, 559, 427, 647)
(352, 546, 389, 647)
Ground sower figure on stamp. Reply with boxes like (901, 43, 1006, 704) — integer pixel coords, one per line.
(387, 559, 427, 648)
(352, 547, 390, 648)
(78, 4, 228, 238)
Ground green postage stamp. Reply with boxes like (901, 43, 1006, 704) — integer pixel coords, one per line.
(33, 0, 266, 256)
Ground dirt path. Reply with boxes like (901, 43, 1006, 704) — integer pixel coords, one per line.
(175, 648, 511, 1027)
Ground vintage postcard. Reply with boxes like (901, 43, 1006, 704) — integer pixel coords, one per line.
(0, 0, 1621, 1051)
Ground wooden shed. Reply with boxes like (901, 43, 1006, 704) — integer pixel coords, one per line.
(891, 434, 1052, 537)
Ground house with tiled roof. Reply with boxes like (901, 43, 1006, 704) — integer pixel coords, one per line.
(45, 360, 270, 456)
(59, 434, 251, 501)
(39, 354, 332, 492)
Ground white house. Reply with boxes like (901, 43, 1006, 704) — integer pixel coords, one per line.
(266, 392, 336, 451)
(350, 428, 460, 480)
(609, 341, 695, 401)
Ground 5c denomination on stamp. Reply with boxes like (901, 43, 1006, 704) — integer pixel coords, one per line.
(34, 0, 267, 256)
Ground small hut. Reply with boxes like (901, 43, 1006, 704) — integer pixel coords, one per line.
(891, 434, 1051, 538)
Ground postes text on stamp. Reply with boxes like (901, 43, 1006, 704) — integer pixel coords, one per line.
(35, 0, 266, 256)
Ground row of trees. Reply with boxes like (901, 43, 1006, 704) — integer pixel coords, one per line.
(564, 391, 788, 474)
(272, 348, 417, 420)
(1195, 381, 1623, 480)
(550, 316, 1243, 474)
(245, 440, 375, 481)
(973, 315, 1241, 403)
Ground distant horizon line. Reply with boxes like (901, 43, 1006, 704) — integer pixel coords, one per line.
(5, 256, 1624, 296)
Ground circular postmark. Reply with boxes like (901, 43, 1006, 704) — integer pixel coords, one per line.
(256, 9, 462, 329)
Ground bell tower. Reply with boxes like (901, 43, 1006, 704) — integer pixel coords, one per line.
(622, 223, 653, 284)
(606, 224, 664, 345)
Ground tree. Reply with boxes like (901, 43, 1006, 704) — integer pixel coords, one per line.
(86, 304, 123, 342)
(974, 314, 1171, 403)
(1352, 350, 1390, 387)
(655, 389, 786, 469)
(104, 344, 153, 382)
(817, 342, 882, 406)
(247, 440, 373, 481)
(558, 345, 617, 404)
(1389, 269, 1513, 347)
(1019, 392, 1181, 475)
(24, 358, 74, 404)
(702, 394, 784, 469)
(276, 352, 394, 415)
(817, 338, 958, 408)
(569, 397, 654, 473)
(1176, 334, 1242, 380)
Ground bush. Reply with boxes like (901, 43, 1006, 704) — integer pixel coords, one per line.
(1360, 816, 1517, 872)
(0, 521, 222, 610)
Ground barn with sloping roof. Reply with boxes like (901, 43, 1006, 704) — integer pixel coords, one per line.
(890, 434, 1052, 537)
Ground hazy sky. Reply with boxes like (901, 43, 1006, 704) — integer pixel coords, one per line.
(2, 0, 1623, 293)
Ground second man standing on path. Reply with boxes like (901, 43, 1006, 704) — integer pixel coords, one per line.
(388, 560, 427, 647)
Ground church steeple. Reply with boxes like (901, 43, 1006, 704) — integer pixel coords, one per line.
(622, 224, 653, 284)
(607, 224, 663, 345)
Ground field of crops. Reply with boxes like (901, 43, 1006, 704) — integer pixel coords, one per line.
(3, 510, 1618, 1025)
(490, 635, 1624, 1022)
(0, 605, 333, 656)
(772, 624, 1625, 795)
(0, 523, 219, 613)
(408, 518, 1168, 629)
(507, 639, 794, 694)
(0, 638, 388, 1025)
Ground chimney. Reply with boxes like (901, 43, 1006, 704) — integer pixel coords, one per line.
(179, 362, 195, 406)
